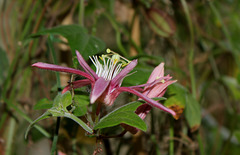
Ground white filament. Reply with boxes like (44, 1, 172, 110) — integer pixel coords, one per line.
(89, 56, 122, 80)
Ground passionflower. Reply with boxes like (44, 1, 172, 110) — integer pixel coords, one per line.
(32, 49, 176, 117)
(122, 63, 177, 134)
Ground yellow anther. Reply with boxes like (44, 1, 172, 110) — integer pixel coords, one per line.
(112, 54, 120, 64)
(160, 79, 165, 83)
(106, 48, 112, 53)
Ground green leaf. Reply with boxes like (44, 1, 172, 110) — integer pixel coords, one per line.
(185, 94, 201, 132)
(167, 83, 188, 97)
(111, 101, 142, 112)
(164, 83, 187, 120)
(94, 102, 147, 131)
(34, 98, 53, 110)
(63, 112, 93, 134)
(39, 107, 93, 133)
(73, 94, 89, 116)
(53, 93, 62, 108)
(31, 25, 105, 59)
(123, 64, 152, 86)
(25, 111, 51, 139)
(61, 91, 72, 111)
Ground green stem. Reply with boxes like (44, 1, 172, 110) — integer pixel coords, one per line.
(169, 120, 174, 155)
(48, 35, 62, 154)
(5, 118, 16, 155)
(181, 0, 196, 98)
(51, 117, 61, 155)
(20, 0, 40, 40)
(197, 133, 205, 155)
(79, 0, 84, 26)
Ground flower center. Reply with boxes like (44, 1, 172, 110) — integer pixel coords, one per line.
(89, 49, 130, 81)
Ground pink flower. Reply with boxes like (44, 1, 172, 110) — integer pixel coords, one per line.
(32, 50, 176, 117)
(122, 63, 176, 134)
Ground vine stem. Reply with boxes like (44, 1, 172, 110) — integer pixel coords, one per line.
(48, 35, 62, 154)
(51, 117, 61, 155)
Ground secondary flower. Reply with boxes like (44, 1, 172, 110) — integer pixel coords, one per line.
(122, 63, 176, 134)
(32, 49, 176, 117)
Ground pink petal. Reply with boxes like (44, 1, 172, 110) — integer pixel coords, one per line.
(117, 87, 176, 116)
(76, 51, 98, 79)
(32, 62, 94, 82)
(103, 89, 122, 106)
(143, 80, 177, 98)
(62, 79, 91, 94)
(128, 76, 171, 90)
(111, 59, 138, 88)
(90, 77, 110, 104)
(146, 63, 164, 83)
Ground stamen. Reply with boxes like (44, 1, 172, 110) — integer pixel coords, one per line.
(90, 49, 131, 80)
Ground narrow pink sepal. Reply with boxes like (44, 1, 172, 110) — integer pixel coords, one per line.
(76, 51, 98, 79)
(117, 87, 176, 116)
(111, 59, 138, 88)
(90, 77, 110, 104)
(62, 79, 91, 94)
(32, 62, 94, 82)
(136, 104, 152, 119)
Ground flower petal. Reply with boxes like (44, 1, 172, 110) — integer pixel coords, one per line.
(147, 63, 164, 83)
(143, 80, 177, 98)
(76, 51, 98, 79)
(62, 79, 91, 94)
(128, 76, 171, 90)
(90, 77, 110, 104)
(117, 87, 176, 116)
(111, 59, 138, 88)
(32, 62, 94, 82)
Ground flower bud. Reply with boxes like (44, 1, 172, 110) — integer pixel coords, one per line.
(146, 8, 176, 37)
